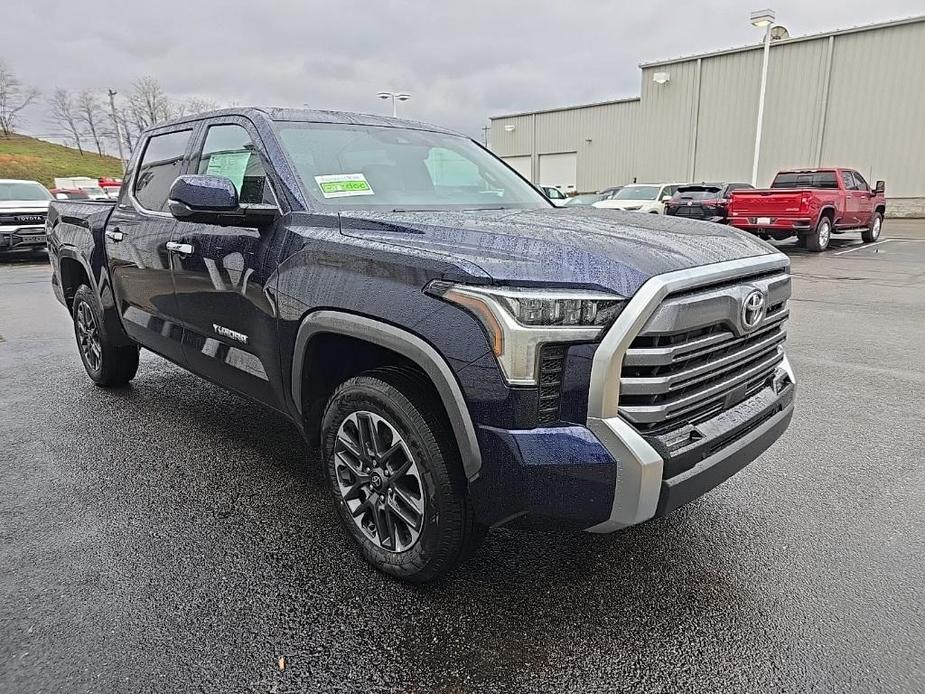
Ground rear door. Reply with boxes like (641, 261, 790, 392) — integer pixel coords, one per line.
(107, 126, 194, 363)
(170, 118, 288, 409)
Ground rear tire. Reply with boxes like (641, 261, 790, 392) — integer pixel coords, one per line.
(321, 368, 486, 583)
(862, 212, 883, 243)
(806, 215, 832, 252)
(72, 285, 139, 387)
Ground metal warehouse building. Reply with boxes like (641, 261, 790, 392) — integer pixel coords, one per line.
(489, 15, 925, 216)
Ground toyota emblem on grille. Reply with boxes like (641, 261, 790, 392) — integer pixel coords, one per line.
(16, 215, 45, 223)
(741, 290, 766, 331)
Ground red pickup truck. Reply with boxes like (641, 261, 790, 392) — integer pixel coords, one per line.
(728, 168, 886, 252)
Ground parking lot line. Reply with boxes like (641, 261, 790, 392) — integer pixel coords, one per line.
(833, 239, 892, 255)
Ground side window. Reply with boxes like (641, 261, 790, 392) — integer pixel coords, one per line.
(815, 172, 838, 189)
(133, 130, 192, 212)
(840, 171, 856, 190)
(196, 124, 274, 205)
(852, 171, 870, 191)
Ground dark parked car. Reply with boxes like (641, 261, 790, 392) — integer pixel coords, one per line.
(665, 182, 753, 222)
(46, 108, 796, 583)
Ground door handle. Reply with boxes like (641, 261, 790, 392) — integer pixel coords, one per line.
(166, 241, 194, 255)
(105, 229, 124, 242)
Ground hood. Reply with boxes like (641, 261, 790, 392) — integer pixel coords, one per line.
(338, 207, 777, 298)
(0, 200, 50, 211)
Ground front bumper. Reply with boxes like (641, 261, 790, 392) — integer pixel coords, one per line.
(0, 226, 48, 251)
(469, 368, 794, 531)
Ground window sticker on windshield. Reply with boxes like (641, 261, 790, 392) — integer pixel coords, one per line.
(206, 151, 250, 191)
(314, 173, 374, 198)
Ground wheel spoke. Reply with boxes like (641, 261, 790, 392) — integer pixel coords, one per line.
(351, 496, 373, 518)
(336, 429, 364, 461)
(356, 413, 377, 457)
(378, 441, 404, 466)
(373, 503, 396, 549)
(335, 449, 365, 478)
(391, 457, 414, 480)
(388, 494, 421, 530)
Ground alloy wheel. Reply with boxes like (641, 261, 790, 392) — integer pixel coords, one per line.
(75, 301, 102, 372)
(871, 216, 881, 240)
(333, 411, 425, 552)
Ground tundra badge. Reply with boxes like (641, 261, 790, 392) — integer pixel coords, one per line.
(213, 324, 248, 345)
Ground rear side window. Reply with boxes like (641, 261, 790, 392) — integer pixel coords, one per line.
(133, 130, 192, 212)
(771, 171, 838, 190)
(196, 124, 275, 205)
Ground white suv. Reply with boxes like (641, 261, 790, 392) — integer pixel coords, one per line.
(593, 183, 681, 214)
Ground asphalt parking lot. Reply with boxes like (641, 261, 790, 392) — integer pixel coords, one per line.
(1, 222, 923, 693)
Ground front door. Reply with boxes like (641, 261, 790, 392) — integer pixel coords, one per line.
(170, 120, 287, 409)
(839, 171, 860, 227)
(106, 127, 194, 364)
(851, 170, 875, 227)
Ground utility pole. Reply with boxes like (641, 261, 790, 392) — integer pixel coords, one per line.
(107, 89, 126, 172)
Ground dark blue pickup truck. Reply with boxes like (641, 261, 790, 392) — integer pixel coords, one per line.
(46, 108, 796, 582)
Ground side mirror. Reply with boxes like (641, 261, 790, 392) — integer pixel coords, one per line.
(167, 174, 276, 227)
(662, 195, 672, 202)
(168, 174, 239, 221)
(874, 180, 885, 194)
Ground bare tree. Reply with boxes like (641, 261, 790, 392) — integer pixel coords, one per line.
(174, 96, 219, 118)
(76, 89, 106, 157)
(48, 88, 85, 153)
(128, 76, 173, 130)
(0, 59, 40, 136)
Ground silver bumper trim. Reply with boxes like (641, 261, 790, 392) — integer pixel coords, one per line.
(584, 253, 791, 533)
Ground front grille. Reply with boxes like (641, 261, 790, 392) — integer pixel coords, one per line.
(0, 212, 47, 226)
(618, 271, 790, 434)
(537, 344, 567, 424)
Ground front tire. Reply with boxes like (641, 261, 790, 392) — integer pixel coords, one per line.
(322, 369, 485, 583)
(862, 212, 883, 243)
(72, 285, 139, 386)
(807, 215, 832, 252)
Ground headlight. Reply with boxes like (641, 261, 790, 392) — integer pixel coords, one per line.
(425, 281, 625, 385)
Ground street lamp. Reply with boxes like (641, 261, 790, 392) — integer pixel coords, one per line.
(750, 8, 776, 186)
(377, 91, 411, 117)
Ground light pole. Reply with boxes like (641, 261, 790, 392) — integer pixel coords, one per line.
(377, 91, 411, 117)
(750, 8, 776, 186)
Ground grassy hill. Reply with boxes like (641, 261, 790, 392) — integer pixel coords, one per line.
(0, 134, 124, 188)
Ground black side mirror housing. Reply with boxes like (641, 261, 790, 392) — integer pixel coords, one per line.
(874, 180, 885, 195)
(168, 174, 277, 227)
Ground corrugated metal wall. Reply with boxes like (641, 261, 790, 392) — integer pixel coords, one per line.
(490, 18, 925, 200)
(820, 21, 925, 197)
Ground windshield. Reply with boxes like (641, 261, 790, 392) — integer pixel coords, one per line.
(273, 122, 549, 211)
(613, 185, 660, 201)
(0, 181, 52, 202)
(564, 194, 604, 206)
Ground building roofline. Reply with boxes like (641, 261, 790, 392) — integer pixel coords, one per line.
(639, 13, 925, 68)
(490, 96, 640, 122)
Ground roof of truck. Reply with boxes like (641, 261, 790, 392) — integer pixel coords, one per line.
(148, 107, 462, 138)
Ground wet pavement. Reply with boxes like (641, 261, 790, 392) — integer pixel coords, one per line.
(1, 223, 923, 693)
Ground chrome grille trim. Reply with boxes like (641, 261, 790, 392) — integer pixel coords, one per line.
(584, 253, 792, 533)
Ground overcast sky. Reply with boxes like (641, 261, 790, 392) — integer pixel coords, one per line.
(6, 0, 923, 143)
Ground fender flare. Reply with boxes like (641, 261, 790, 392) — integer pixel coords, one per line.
(291, 310, 483, 480)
